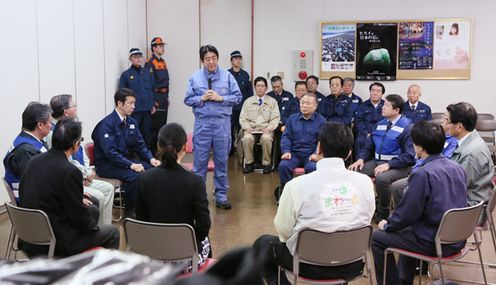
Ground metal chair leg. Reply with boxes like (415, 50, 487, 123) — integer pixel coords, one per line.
(5, 227, 14, 261)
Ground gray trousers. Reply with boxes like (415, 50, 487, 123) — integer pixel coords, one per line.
(359, 160, 410, 219)
(391, 177, 409, 207)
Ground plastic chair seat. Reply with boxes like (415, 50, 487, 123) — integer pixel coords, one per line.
(293, 167, 305, 176)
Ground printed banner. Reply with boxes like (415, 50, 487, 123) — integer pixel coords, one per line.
(321, 24, 356, 72)
(398, 21, 434, 70)
(356, 23, 398, 80)
(434, 20, 470, 69)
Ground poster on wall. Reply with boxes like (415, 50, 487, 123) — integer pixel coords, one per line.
(321, 24, 356, 72)
(433, 20, 470, 69)
(356, 23, 398, 80)
(398, 21, 434, 70)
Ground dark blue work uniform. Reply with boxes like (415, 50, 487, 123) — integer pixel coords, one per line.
(3, 131, 48, 202)
(314, 91, 328, 116)
(372, 154, 467, 285)
(91, 110, 153, 212)
(119, 65, 155, 145)
(280, 97, 300, 125)
(268, 90, 293, 114)
(279, 112, 326, 187)
(228, 68, 252, 152)
(402, 101, 432, 124)
(323, 94, 353, 126)
(348, 92, 363, 119)
(354, 99, 385, 156)
(359, 116, 415, 219)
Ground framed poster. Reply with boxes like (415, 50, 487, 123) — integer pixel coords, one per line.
(356, 23, 398, 81)
(319, 19, 471, 80)
(434, 20, 470, 69)
(398, 21, 434, 70)
(320, 22, 356, 79)
(321, 24, 355, 72)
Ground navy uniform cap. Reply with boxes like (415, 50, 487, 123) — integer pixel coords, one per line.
(129, 48, 143, 57)
(230, 50, 242, 59)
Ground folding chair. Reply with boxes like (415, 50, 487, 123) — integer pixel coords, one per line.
(2, 178, 18, 206)
(483, 188, 496, 257)
(124, 218, 214, 273)
(475, 119, 496, 164)
(431, 112, 444, 121)
(383, 201, 487, 285)
(182, 133, 215, 172)
(85, 142, 124, 221)
(5, 203, 56, 260)
(280, 225, 373, 285)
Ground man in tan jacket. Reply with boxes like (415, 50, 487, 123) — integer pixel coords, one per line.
(240, 77, 280, 174)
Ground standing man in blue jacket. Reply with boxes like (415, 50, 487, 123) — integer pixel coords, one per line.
(349, 94, 415, 222)
(184, 45, 241, 209)
(305, 75, 327, 116)
(402, 84, 432, 124)
(228, 50, 252, 155)
(267, 75, 293, 113)
(324, 76, 353, 126)
(342, 77, 362, 119)
(354, 82, 386, 157)
(280, 81, 308, 126)
(119, 48, 155, 146)
(92, 88, 160, 217)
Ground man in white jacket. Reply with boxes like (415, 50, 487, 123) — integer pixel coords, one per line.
(254, 122, 375, 284)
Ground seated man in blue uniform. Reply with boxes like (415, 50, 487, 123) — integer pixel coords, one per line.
(349, 94, 415, 222)
(119, 48, 155, 147)
(402, 84, 432, 124)
(354, 82, 385, 157)
(305, 75, 327, 116)
(92, 88, 160, 217)
(4, 102, 52, 202)
(267, 75, 293, 114)
(277, 93, 326, 200)
(184, 45, 241, 210)
(342, 77, 362, 119)
(20, 118, 120, 257)
(280, 81, 307, 126)
(371, 121, 467, 285)
(323, 76, 353, 126)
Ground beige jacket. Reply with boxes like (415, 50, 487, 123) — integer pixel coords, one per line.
(239, 95, 280, 131)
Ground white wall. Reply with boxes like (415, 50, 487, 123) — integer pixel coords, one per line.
(146, 0, 200, 131)
(0, 0, 147, 203)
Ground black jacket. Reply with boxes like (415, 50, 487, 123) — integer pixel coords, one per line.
(19, 148, 99, 257)
(136, 164, 211, 247)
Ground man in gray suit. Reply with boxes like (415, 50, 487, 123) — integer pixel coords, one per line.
(444, 102, 494, 205)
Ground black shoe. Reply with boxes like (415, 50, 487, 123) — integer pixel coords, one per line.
(243, 163, 254, 173)
(216, 200, 232, 210)
(215, 201, 232, 210)
(263, 165, 272, 174)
